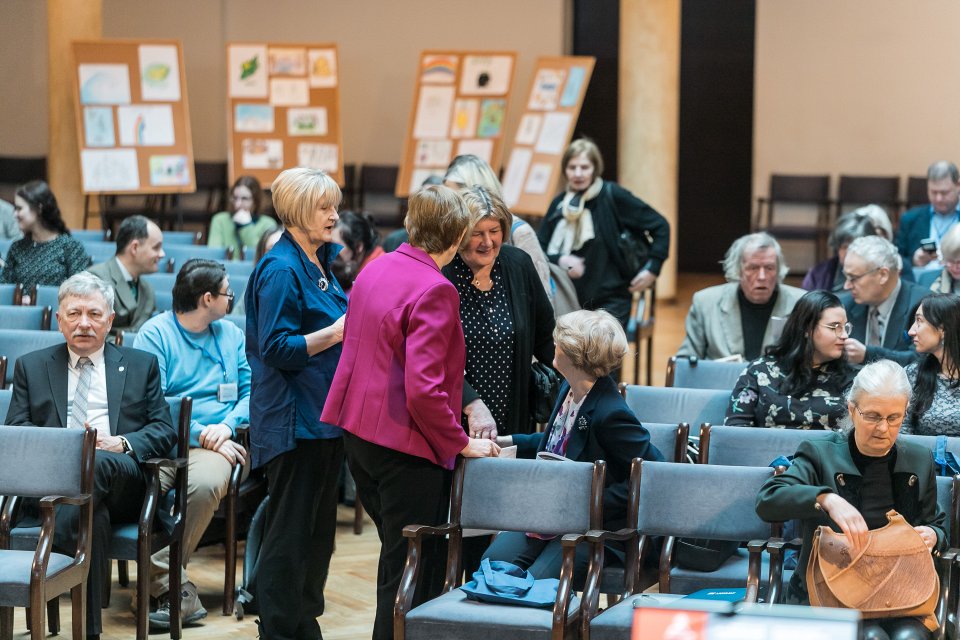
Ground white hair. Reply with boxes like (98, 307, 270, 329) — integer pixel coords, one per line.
(846, 235, 902, 272)
(721, 232, 789, 283)
(60, 272, 115, 312)
(848, 204, 893, 240)
(840, 359, 911, 433)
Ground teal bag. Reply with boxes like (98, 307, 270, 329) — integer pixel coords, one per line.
(460, 558, 561, 608)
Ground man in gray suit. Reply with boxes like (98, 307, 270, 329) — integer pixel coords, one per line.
(87, 215, 164, 339)
(677, 232, 805, 361)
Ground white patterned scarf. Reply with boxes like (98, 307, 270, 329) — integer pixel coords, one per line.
(546, 178, 604, 256)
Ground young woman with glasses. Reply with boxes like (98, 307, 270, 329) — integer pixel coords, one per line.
(904, 293, 960, 436)
(725, 290, 856, 429)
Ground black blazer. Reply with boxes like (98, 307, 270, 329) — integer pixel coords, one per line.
(513, 375, 664, 529)
(5, 342, 176, 462)
(840, 279, 927, 366)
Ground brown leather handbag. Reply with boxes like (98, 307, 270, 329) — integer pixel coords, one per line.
(807, 510, 939, 631)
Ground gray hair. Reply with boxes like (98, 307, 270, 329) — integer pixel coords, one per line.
(60, 272, 115, 312)
(928, 160, 960, 183)
(846, 235, 902, 272)
(829, 210, 878, 252)
(722, 232, 789, 283)
(848, 204, 893, 240)
(840, 359, 911, 433)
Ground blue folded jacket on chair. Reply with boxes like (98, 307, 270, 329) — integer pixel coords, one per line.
(460, 559, 561, 608)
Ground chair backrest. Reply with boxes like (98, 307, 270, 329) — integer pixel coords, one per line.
(906, 176, 929, 211)
(917, 269, 943, 288)
(82, 240, 119, 264)
(899, 433, 960, 459)
(666, 356, 746, 390)
(644, 422, 690, 464)
(935, 475, 958, 548)
(224, 260, 255, 280)
(636, 461, 774, 541)
(33, 285, 59, 310)
(155, 291, 173, 312)
(458, 457, 604, 535)
(621, 385, 729, 427)
(163, 244, 229, 272)
(700, 424, 838, 467)
(0, 388, 11, 420)
(71, 229, 107, 242)
(0, 305, 51, 330)
(142, 272, 178, 294)
(0, 283, 18, 306)
(0, 425, 93, 498)
(162, 230, 200, 245)
(0, 329, 66, 386)
(768, 174, 831, 204)
(220, 315, 245, 332)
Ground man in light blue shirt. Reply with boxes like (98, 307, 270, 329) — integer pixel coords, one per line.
(134, 258, 250, 630)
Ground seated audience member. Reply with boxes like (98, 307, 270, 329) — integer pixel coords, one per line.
(802, 210, 878, 292)
(840, 236, 925, 365)
(0, 180, 91, 296)
(903, 293, 960, 436)
(898, 160, 960, 275)
(207, 175, 278, 255)
(928, 223, 960, 293)
(677, 232, 805, 361)
(0, 197, 22, 240)
(4, 272, 176, 640)
(133, 259, 249, 629)
(490, 309, 663, 580)
(330, 210, 383, 292)
(87, 215, 164, 338)
(725, 290, 855, 429)
(757, 359, 944, 640)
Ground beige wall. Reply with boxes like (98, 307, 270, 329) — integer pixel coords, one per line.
(754, 0, 960, 200)
(3, 1, 564, 165)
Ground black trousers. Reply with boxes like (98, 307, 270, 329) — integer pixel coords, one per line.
(256, 438, 344, 640)
(51, 450, 146, 636)
(343, 432, 452, 640)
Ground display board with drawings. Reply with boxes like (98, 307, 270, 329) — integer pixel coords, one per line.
(396, 51, 517, 197)
(500, 56, 595, 216)
(71, 39, 196, 194)
(226, 42, 344, 187)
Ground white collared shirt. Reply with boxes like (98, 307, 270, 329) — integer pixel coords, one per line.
(67, 345, 110, 435)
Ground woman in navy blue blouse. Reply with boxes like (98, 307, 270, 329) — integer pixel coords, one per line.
(245, 167, 347, 640)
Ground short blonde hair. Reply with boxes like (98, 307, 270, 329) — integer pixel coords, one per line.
(270, 167, 342, 230)
(554, 309, 627, 378)
(941, 223, 960, 261)
(405, 185, 470, 254)
(561, 138, 604, 180)
(459, 186, 512, 247)
(444, 155, 504, 199)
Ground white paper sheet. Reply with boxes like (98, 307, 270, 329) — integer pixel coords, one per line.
(149, 155, 190, 186)
(270, 78, 310, 107)
(81, 149, 140, 192)
(83, 107, 115, 147)
(502, 148, 532, 208)
(234, 104, 275, 133)
(228, 45, 268, 98)
(413, 85, 455, 139)
(307, 49, 338, 88)
(297, 142, 338, 172)
(515, 114, 542, 145)
(524, 163, 553, 195)
(534, 111, 573, 154)
(459, 55, 513, 95)
(268, 47, 306, 76)
(414, 139, 453, 167)
(138, 45, 181, 101)
(117, 104, 175, 146)
(454, 139, 494, 165)
(450, 99, 479, 138)
(79, 64, 131, 105)
(241, 138, 284, 169)
(287, 107, 328, 136)
(528, 68, 565, 110)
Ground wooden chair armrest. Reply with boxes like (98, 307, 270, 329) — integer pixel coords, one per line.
(38, 494, 91, 509)
(401, 522, 459, 540)
(585, 527, 637, 544)
(0, 495, 21, 544)
(395, 523, 460, 638)
(936, 548, 959, 640)
(579, 531, 615, 637)
(765, 536, 802, 604)
(555, 533, 586, 636)
(143, 456, 188, 471)
(745, 539, 767, 603)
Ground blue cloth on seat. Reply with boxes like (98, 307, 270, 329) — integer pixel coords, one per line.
(460, 559, 560, 608)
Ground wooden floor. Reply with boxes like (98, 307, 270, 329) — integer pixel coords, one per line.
(9, 272, 724, 640)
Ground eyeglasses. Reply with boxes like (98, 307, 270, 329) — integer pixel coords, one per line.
(819, 322, 853, 337)
(854, 404, 905, 427)
(843, 267, 880, 283)
(217, 289, 235, 301)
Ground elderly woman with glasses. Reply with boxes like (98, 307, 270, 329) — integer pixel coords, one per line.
(929, 224, 960, 294)
(726, 290, 855, 429)
(757, 359, 945, 640)
(903, 293, 960, 436)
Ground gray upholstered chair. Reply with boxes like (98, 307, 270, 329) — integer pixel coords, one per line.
(0, 306, 51, 331)
(619, 385, 728, 431)
(395, 457, 607, 640)
(584, 461, 775, 640)
(0, 329, 66, 389)
(0, 425, 96, 640)
(0, 389, 10, 420)
(643, 423, 690, 465)
(699, 424, 836, 468)
(665, 356, 746, 391)
(154, 291, 173, 313)
(0, 284, 22, 306)
(900, 434, 960, 461)
(27, 286, 58, 311)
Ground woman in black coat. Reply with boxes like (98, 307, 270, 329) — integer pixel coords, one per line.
(487, 309, 664, 581)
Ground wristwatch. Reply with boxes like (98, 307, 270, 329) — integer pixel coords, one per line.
(119, 436, 132, 454)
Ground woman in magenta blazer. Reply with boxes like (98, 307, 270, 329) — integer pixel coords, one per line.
(321, 185, 500, 640)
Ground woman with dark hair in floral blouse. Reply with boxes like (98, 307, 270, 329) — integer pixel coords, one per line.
(725, 290, 855, 429)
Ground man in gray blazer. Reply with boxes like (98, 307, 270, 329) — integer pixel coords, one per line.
(87, 215, 164, 339)
(677, 232, 805, 361)
(840, 235, 924, 365)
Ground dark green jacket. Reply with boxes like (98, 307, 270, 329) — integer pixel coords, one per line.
(755, 432, 946, 602)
